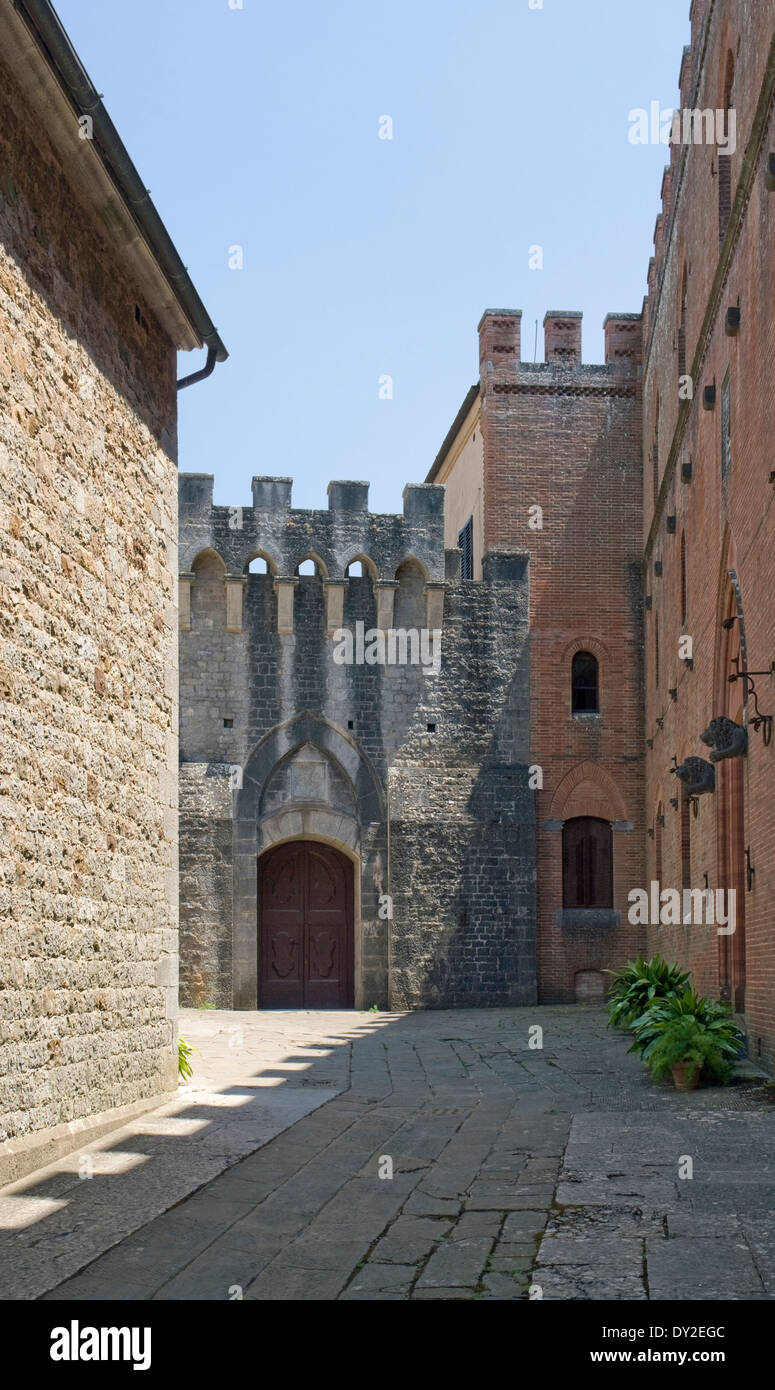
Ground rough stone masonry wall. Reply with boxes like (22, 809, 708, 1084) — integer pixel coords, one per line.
(389, 558, 536, 1008)
(0, 60, 179, 1179)
(178, 477, 536, 1010)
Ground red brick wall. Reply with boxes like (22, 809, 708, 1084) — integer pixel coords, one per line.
(642, 0, 775, 1068)
(479, 310, 645, 1002)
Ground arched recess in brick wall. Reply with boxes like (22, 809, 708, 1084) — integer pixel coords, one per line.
(548, 760, 628, 824)
(713, 530, 747, 1009)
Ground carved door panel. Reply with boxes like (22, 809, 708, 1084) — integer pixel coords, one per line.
(259, 841, 353, 1007)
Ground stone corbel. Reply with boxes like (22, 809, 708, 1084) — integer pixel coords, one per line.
(424, 581, 446, 632)
(373, 580, 399, 632)
(178, 573, 195, 632)
(322, 580, 346, 635)
(225, 575, 248, 633)
(274, 577, 299, 634)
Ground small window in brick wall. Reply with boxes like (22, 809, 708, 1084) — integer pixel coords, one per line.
(458, 517, 473, 580)
(562, 817, 613, 909)
(571, 651, 599, 713)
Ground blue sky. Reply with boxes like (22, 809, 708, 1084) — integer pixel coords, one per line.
(56, 0, 688, 513)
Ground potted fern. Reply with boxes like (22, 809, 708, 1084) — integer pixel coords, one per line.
(630, 987, 744, 1088)
(605, 955, 689, 1031)
(645, 1017, 729, 1090)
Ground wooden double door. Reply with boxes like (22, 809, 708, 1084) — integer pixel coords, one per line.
(258, 840, 354, 1008)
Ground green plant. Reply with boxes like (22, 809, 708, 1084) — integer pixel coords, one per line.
(178, 1035, 194, 1081)
(605, 954, 690, 1030)
(643, 1014, 738, 1084)
(630, 987, 744, 1077)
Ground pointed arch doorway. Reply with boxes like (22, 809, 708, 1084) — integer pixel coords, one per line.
(258, 840, 354, 1008)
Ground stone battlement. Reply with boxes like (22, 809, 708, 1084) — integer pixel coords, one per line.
(179, 474, 446, 584)
(179, 474, 448, 636)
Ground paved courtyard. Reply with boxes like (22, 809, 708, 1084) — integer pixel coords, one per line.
(3, 1006, 775, 1301)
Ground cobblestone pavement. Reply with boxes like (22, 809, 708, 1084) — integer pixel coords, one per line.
(19, 1007, 775, 1301)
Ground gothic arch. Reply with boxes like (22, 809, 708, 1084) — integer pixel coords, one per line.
(393, 555, 429, 582)
(292, 551, 329, 578)
(344, 552, 378, 579)
(549, 760, 628, 823)
(243, 548, 279, 576)
(190, 546, 227, 573)
(232, 714, 386, 1010)
(237, 712, 384, 826)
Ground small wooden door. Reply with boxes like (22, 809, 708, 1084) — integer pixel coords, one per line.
(258, 841, 353, 1007)
(562, 817, 613, 908)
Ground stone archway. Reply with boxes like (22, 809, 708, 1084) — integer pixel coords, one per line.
(232, 713, 386, 1009)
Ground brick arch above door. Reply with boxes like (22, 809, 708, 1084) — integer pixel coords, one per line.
(548, 760, 628, 823)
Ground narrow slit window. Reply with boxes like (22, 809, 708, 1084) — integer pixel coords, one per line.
(458, 517, 473, 580)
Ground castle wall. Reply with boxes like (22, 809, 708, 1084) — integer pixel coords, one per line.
(0, 57, 179, 1182)
(642, 0, 775, 1067)
(178, 478, 536, 1009)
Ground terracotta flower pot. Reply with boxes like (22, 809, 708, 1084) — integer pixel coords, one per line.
(671, 1061, 700, 1091)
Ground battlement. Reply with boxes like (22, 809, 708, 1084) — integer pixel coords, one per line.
(478, 308, 642, 377)
(180, 474, 445, 579)
(179, 474, 447, 635)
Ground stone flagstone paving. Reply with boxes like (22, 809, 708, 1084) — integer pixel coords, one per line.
(8, 1006, 775, 1301)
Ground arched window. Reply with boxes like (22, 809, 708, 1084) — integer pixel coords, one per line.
(571, 651, 599, 713)
(562, 817, 613, 909)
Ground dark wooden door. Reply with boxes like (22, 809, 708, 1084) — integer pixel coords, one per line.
(258, 841, 353, 1007)
(562, 817, 613, 908)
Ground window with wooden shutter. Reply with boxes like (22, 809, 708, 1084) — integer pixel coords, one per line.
(562, 817, 613, 909)
(458, 517, 473, 580)
(571, 651, 599, 713)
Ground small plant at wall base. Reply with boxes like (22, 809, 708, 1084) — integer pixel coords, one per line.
(178, 1036, 194, 1081)
(605, 954, 690, 1030)
(642, 1016, 739, 1090)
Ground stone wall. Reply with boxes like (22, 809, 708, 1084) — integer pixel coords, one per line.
(389, 562, 535, 1007)
(178, 476, 536, 1010)
(0, 58, 179, 1179)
